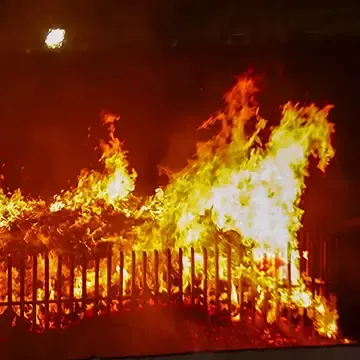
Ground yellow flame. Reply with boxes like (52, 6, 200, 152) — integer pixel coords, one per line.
(50, 113, 137, 220)
(0, 75, 338, 338)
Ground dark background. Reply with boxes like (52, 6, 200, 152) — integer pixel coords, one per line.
(0, 0, 360, 344)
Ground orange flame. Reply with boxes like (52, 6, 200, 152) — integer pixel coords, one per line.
(0, 76, 338, 338)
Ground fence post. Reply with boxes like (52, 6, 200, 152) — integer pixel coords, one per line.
(107, 245, 112, 313)
(215, 239, 220, 314)
(238, 245, 244, 321)
(57, 255, 62, 329)
(251, 251, 256, 324)
(167, 249, 172, 305)
(131, 251, 136, 310)
(311, 238, 316, 340)
(7, 254, 12, 309)
(82, 253, 87, 313)
(154, 250, 159, 305)
(94, 250, 100, 315)
(19, 250, 25, 324)
(203, 248, 208, 313)
(287, 242, 292, 324)
(191, 248, 195, 306)
(227, 244, 232, 316)
(274, 250, 280, 328)
(119, 251, 124, 310)
(142, 251, 147, 305)
(178, 248, 183, 305)
(69, 254, 75, 317)
(32, 255, 38, 330)
(263, 254, 269, 324)
(44, 254, 50, 330)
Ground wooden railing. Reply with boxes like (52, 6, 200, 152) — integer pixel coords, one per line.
(0, 232, 339, 334)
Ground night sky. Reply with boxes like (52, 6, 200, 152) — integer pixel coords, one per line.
(1, 3, 360, 49)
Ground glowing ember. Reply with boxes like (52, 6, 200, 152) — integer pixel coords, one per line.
(45, 28, 66, 49)
(0, 76, 338, 339)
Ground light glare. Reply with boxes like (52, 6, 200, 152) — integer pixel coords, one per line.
(45, 28, 66, 49)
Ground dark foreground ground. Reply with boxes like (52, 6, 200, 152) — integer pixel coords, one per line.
(0, 309, 299, 360)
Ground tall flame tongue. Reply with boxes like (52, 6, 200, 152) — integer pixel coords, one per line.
(50, 113, 137, 219)
(135, 76, 335, 255)
(134, 76, 337, 337)
(0, 76, 338, 339)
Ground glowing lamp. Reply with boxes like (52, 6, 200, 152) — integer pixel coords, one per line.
(45, 28, 66, 49)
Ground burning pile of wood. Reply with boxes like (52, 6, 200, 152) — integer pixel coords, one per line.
(0, 76, 340, 341)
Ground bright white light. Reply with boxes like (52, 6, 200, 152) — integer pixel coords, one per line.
(45, 28, 66, 49)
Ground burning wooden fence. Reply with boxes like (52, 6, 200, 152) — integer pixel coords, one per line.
(0, 232, 339, 338)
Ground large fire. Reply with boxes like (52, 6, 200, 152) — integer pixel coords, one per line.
(0, 76, 338, 340)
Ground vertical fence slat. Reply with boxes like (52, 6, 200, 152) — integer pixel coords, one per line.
(311, 238, 316, 340)
(264, 289, 269, 325)
(69, 254, 75, 316)
(263, 255, 269, 324)
(44, 254, 50, 330)
(131, 251, 136, 309)
(57, 255, 62, 329)
(6, 232, 335, 335)
(287, 242, 292, 324)
(238, 274, 243, 320)
(227, 245, 232, 316)
(238, 246, 244, 320)
(119, 251, 124, 309)
(94, 251, 100, 315)
(274, 251, 280, 327)
(167, 249, 171, 304)
(190, 248, 195, 306)
(203, 248, 208, 312)
(7, 254, 12, 308)
(142, 251, 147, 305)
(107, 246, 112, 313)
(251, 251, 256, 323)
(82, 254, 87, 313)
(32, 255, 38, 330)
(178, 248, 183, 305)
(154, 250, 159, 305)
(215, 240, 220, 314)
(19, 250, 25, 323)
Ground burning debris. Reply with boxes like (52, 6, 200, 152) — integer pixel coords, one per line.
(0, 76, 338, 341)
